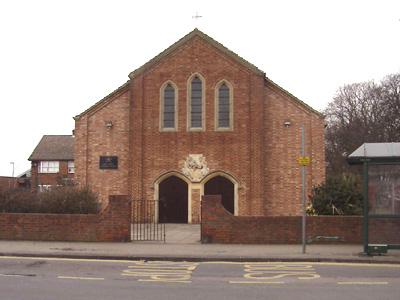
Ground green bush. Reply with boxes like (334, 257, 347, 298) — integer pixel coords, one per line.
(308, 173, 363, 215)
(0, 189, 40, 213)
(0, 186, 100, 214)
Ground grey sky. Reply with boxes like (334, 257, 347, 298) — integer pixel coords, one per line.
(1, 0, 399, 176)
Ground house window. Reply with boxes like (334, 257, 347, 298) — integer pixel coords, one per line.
(160, 81, 178, 131)
(215, 81, 233, 130)
(38, 161, 59, 173)
(187, 74, 205, 131)
(38, 185, 52, 191)
(68, 161, 74, 174)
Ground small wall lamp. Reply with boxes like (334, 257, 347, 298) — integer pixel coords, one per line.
(284, 119, 291, 127)
(105, 121, 113, 129)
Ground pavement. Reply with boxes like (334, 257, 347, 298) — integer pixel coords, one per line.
(1, 224, 400, 264)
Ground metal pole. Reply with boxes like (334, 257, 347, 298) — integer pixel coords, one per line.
(362, 160, 369, 254)
(302, 123, 306, 254)
(10, 162, 14, 177)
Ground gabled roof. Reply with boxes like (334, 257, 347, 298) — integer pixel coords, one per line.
(28, 135, 74, 161)
(75, 28, 321, 119)
(264, 77, 324, 117)
(128, 28, 265, 79)
(74, 81, 130, 119)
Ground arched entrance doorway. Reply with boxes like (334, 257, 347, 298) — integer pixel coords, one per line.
(204, 175, 234, 214)
(159, 176, 188, 223)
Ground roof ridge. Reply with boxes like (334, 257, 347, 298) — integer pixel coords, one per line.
(129, 28, 265, 79)
(74, 81, 130, 119)
(28, 135, 75, 161)
(265, 77, 324, 117)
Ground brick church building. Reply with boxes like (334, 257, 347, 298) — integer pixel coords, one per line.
(73, 29, 325, 223)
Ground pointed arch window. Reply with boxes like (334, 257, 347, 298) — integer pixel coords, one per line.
(215, 81, 233, 130)
(160, 82, 178, 131)
(187, 74, 205, 131)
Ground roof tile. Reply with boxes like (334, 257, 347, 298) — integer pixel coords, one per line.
(28, 135, 74, 161)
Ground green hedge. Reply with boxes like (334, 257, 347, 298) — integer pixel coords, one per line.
(0, 186, 100, 214)
(308, 173, 363, 215)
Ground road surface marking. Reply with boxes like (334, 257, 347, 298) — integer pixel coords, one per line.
(57, 276, 104, 280)
(230, 281, 285, 284)
(122, 261, 199, 283)
(243, 263, 320, 281)
(0, 274, 35, 277)
(203, 261, 400, 268)
(138, 279, 191, 283)
(338, 281, 388, 285)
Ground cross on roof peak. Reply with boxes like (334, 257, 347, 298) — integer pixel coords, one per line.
(192, 12, 202, 19)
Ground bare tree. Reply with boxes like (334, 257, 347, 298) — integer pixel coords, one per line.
(324, 73, 400, 176)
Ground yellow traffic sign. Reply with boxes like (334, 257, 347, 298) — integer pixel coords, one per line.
(298, 156, 310, 165)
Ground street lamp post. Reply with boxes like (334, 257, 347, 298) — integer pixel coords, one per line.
(10, 162, 14, 177)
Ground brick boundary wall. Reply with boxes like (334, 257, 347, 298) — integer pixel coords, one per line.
(0, 195, 130, 242)
(201, 195, 363, 244)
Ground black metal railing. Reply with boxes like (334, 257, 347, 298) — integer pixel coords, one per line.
(131, 200, 165, 241)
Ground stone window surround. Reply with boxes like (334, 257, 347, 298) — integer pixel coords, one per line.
(214, 79, 233, 131)
(159, 80, 179, 132)
(187, 72, 206, 131)
(159, 75, 235, 132)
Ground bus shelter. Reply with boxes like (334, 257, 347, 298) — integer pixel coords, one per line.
(347, 143, 400, 254)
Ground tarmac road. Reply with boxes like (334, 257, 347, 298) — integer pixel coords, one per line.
(1, 256, 400, 300)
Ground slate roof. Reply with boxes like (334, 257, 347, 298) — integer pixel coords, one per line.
(28, 135, 74, 161)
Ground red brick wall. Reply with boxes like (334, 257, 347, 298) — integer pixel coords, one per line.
(74, 33, 325, 221)
(0, 177, 18, 189)
(74, 84, 131, 203)
(263, 82, 325, 216)
(30, 160, 74, 188)
(201, 195, 362, 244)
(128, 36, 324, 216)
(0, 195, 130, 242)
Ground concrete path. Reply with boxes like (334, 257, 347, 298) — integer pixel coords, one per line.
(164, 224, 200, 243)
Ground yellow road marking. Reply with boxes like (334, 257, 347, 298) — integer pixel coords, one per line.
(203, 261, 400, 268)
(0, 257, 399, 269)
(57, 276, 104, 281)
(338, 281, 388, 285)
(230, 281, 284, 284)
(242, 263, 320, 281)
(0, 256, 136, 263)
(0, 274, 27, 277)
(139, 279, 191, 283)
(122, 261, 198, 283)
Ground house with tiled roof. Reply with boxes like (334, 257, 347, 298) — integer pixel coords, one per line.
(29, 135, 74, 189)
(73, 29, 325, 223)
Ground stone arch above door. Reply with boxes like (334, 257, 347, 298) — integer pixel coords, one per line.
(152, 171, 191, 223)
(202, 171, 240, 216)
(151, 169, 240, 223)
(158, 175, 188, 223)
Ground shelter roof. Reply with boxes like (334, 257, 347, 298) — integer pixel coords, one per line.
(347, 143, 400, 163)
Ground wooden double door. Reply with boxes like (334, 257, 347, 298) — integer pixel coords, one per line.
(158, 175, 234, 223)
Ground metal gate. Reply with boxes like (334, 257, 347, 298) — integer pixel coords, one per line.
(131, 200, 165, 241)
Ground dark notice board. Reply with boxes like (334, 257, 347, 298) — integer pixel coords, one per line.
(99, 156, 118, 169)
